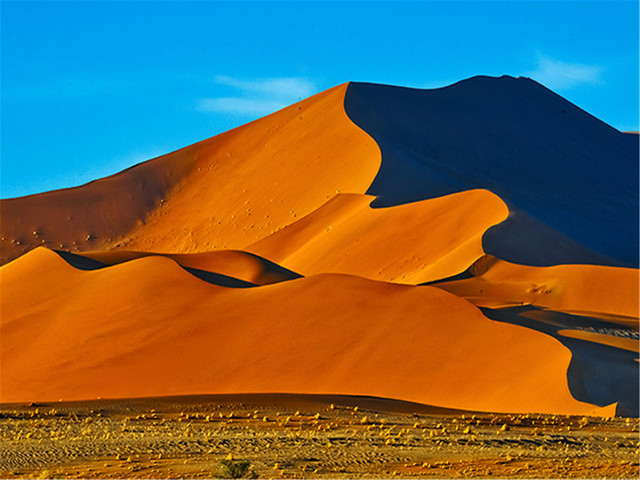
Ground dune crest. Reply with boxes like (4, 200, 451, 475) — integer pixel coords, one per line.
(248, 189, 508, 283)
(78, 249, 301, 286)
(0, 83, 380, 264)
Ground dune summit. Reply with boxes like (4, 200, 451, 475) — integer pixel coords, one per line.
(0, 76, 637, 416)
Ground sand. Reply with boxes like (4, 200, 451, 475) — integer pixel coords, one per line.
(435, 255, 639, 321)
(0, 247, 610, 415)
(248, 190, 508, 284)
(0, 83, 380, 265)
(1, 394, 638, 479)
(0, 76, 637, 424)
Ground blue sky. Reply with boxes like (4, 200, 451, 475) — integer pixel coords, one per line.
(2, 1, 638, 198)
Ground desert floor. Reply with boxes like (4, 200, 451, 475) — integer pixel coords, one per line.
(0, 394, 638, 479)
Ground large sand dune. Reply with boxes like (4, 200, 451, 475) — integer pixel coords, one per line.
(344, 77, 639, 267)
(0, 76, 637, 415)
(0, 83, 380, 265)
(1, 247, 606, 415)
(248, 189, 508, 283)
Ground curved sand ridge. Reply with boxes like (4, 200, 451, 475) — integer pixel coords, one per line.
(344, 77, 639, 267)
(0, 83, 381, 265)
(435, 256, 639, 322)
(78, 250, 301, 286)
(248, 190, 508, 284)
(0, 247, 605, 415)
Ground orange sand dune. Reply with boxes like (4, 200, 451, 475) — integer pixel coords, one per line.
(0, 247, 602, 415)
(0, 79, 636, 417)
(79, 249, 301, 286)
(0, 83, 380, 265)
(435, 255, 639, 321)
(248, 190, 508, 284)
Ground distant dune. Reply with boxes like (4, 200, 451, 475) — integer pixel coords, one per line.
(0, 76, 637, 415)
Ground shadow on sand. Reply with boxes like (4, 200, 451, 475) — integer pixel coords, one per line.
(53, 250, 257, 289)
(343, 78, 638, 267)
(481, 305, 639, 416)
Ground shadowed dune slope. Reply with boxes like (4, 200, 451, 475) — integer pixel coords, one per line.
(435, 255, 639, 322)
(0, 83, 380, 265)
(248, 190, 508, 284)
(0, 247, 605, 415)
(78, 250, 301, 286)
(344, 76, 639, 267)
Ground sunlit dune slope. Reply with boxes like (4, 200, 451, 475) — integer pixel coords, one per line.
(344, 76, 639, 267)
(0, 83, 380, 265)
(248, 190, 508, 284)
(79, 250, 301, 286)
(0, 247, 603, 415)
(435, 255, 639, 322)
(0, 149, 193, 265)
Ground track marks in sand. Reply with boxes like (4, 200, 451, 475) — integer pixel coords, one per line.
(1, 397, 638, 479)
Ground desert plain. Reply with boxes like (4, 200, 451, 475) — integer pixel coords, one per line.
(1, 394, 639, 479)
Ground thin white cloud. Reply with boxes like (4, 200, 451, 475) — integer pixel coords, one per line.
(197, 76, 318, 117)
(525, 56, 602, 90)
(196, 97, 289, 116)
(213, 75, 317, 99)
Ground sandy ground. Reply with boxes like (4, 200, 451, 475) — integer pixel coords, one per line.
(1, 394, 638, 479)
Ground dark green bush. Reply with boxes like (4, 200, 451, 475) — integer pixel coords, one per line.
(219, 458, 256, 479)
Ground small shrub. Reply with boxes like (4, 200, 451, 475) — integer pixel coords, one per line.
(219, 458, 256, 479)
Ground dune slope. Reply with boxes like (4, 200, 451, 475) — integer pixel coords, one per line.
(0, 83, 380, 265)
(0, 77, 637, 416)
(0, 247, 603, 415)
(434, 255, 639, 321)
(248, 190, 508, 284)
(344, 76, 639, 267)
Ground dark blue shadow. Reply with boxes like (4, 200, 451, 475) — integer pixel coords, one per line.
(53, 250, 258, 288)
(344, 76, 638, 267)
(480, 305, 639, 416)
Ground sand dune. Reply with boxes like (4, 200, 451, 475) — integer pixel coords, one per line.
(434, 255, 639, 321)
(0, 83, 380, 265)
(0, 247, 605, 415)
(557, 330, 639, 353)
(0, 77, 637, 416)
(344, 77, 639, 267)
(78, 249, 301, 286)
(248, 190, 508, 284)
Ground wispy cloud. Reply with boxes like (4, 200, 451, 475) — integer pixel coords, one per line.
(197, 76, 318, 117)
(213, 75, 317, 99)
(525, 55, 602, 90)
(196, 97, 289, 116)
